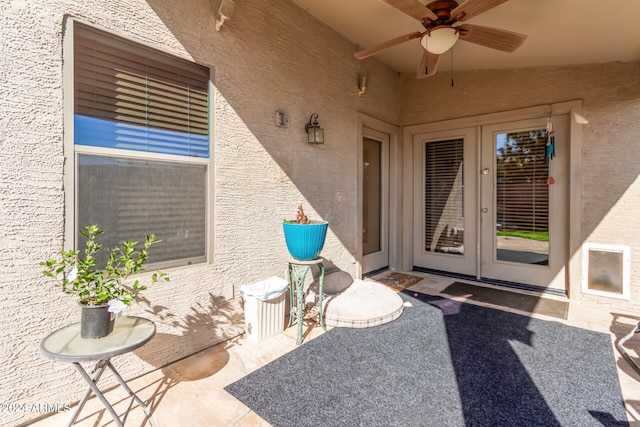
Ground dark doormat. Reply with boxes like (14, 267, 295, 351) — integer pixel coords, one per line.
(440, 282, 569, 320)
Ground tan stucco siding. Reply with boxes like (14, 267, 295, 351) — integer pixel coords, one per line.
(0, 0, 400, 424)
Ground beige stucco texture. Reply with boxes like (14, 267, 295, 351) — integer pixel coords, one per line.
(2, 0, 640, 425)
(1, 1, 398, 425)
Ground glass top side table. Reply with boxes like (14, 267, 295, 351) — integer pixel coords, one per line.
(40, 316, 157, 426)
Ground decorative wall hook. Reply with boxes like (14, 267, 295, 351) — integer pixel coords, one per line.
(215, 0, 235, 32)
(358, 75, 367, 96)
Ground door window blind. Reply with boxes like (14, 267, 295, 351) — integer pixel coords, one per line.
(495, 130, 549, 234)
(424, 139, 465, 255)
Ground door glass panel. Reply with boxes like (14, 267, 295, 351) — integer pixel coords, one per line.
(363, 138, 381, 255)
(425, 139, 464, 255)
(495, 129, 549, 265)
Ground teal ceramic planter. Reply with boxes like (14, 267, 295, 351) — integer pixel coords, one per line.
(283, 221, 328, 261)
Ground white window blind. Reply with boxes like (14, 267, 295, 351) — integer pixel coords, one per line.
(74, 23, 209, 157)
(77, 156, 207, 267)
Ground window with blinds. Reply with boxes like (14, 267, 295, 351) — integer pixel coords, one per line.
(424, 139, 465, 255)
(74, 23, 209, 157)
(73, 23, 210, 268)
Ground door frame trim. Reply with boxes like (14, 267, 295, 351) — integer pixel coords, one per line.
(402, 101, 584, 296)
(357, 113, 400, 278)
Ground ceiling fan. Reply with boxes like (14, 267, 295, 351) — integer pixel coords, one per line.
(354, 0, 527, 78)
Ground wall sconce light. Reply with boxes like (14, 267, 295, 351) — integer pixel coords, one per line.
(305, 113, 324, 144)
(358, 75, 367, 96)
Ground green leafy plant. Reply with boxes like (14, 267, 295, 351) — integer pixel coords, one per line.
(40, 225, 170, 307)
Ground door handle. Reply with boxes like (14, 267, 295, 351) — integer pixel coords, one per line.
(481, 208, 488, 213)
(481, 168, 490, 175)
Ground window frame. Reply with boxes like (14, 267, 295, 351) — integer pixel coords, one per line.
(63, 18, 214, 268)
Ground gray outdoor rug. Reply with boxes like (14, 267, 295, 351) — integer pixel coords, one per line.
(225, 291, 628, 427)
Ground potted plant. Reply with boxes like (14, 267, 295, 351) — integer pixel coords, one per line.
(40, 225, 169, 339)
(282, 203, 328, 261)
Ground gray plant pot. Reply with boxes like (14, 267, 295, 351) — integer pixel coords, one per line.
(80, 303, 115, 339)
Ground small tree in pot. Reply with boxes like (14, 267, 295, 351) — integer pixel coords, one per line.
(40, 225, 169, 338)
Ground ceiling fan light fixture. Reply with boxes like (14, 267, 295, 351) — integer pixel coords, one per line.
(420, 26, 459, 54)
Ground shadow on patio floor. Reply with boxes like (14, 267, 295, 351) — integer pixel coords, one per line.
(23, 272, 640, 427)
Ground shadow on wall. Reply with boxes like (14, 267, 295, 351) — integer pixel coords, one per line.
(142, 0, 389, 259)
(132, 293, 244, 368)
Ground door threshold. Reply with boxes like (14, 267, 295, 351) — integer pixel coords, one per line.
(412, 267, 567, 297)
(363, 266, 389, 278)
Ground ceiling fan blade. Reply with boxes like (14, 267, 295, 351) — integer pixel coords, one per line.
(382, 0, 438, 22)
(451, 0, 509, 22)
(354, 31, 422, 60)
(417, 50, 440, 78)
(458, 24, 526, 52)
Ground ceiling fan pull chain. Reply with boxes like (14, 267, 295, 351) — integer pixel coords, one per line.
(450, 47, 454, 87)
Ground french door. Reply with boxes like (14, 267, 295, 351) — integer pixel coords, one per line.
(413, 116, 569, 291)
(480, 117, 568, 290)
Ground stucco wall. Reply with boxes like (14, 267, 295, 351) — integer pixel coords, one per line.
(400, 61, 640, 310)
(0, 0, 400, 424)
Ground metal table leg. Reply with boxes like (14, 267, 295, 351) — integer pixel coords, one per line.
(69, 359, 157, 427)
(68, 361, 114, 426)
(106, 360, 157, 426)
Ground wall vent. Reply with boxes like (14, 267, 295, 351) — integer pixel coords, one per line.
(582, 243, 630, 300)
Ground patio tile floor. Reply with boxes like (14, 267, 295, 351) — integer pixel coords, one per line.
(26, 272, 640, 426)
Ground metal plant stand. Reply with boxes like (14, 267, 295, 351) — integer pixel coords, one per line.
(287, 258, 325, 344)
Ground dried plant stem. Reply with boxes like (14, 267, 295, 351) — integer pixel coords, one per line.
(296, 203, 310, 224)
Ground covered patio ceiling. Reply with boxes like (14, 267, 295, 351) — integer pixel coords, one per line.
(290, 0, 640, 75)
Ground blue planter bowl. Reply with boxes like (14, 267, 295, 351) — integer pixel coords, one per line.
(283, 221, 328, 261)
